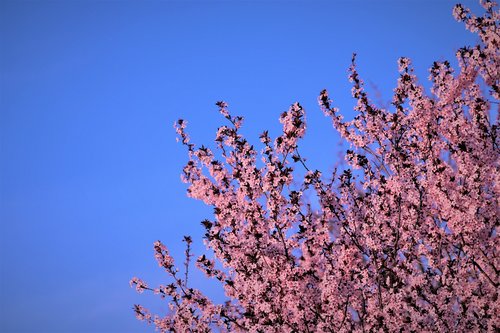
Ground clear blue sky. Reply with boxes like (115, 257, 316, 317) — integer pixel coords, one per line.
(1, 0, 482, 332)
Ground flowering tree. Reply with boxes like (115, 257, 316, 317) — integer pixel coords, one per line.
(131, 2, 499, 332)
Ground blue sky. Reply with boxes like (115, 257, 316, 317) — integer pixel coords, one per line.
(1, 0, 482, 332)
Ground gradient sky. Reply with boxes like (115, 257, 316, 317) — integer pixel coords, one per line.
(1, 0, 483, 332)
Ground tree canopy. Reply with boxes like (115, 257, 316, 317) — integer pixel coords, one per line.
(132, 1, 499, 331)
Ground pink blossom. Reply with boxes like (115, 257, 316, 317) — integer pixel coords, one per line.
(132, 2, 499, 332)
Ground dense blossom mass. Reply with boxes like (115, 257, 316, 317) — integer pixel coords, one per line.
(131, 2, 499, 332)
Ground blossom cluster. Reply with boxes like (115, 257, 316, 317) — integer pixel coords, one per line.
(132, 2, 499, 332)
